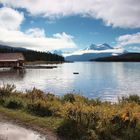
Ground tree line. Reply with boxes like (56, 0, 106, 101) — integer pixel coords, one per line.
(0, 47, 65, 62)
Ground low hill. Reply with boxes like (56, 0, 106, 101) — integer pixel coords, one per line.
(0, 44, 64, 62)
(91, 53, 140, 62)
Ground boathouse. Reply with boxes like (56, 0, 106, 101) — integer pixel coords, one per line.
(0, 53, 25, 68)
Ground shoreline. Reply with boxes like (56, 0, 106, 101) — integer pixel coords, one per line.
(25, 61, 65, 65)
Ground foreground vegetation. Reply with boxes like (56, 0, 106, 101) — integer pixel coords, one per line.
(0, 85, 140, 140)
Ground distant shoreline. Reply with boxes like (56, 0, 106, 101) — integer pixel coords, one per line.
(91, 53, 140, 62)
(25, 61, 65, 65)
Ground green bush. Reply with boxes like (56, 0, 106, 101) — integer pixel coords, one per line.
(119, 95, 140, 104)
(27, 100, 51, 116)
(45, 93, 59, 101)
(108, 112, 139, 138)
(57, 120, 82, 139)
(25, 88, 45, 101)
(4, 97, 24, 109)
(58, 102, 101, 139)
(0, 98, 5, 106)
(62, 93, 75, 103)
(48, 101, 62, 116)
(27, 100, 61, 117)
(58, 101, 140, 140)
(62, 93, 89, 103)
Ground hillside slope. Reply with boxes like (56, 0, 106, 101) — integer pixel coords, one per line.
(92, 53, 140, 62)
(0, 44, 64, 62)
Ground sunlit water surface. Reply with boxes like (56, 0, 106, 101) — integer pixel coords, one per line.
(0, 62, 140, 102)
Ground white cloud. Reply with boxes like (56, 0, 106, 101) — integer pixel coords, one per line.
(53, 32, 74, 41)
(0, 28, 77, 51)
(0, 7, 24, 30)
(117, 32, 140, 46)
(0, 7, 77, 51)
(116, 32, 140, 52)
(1, 0, 140, 28)
(25, 28, 46, 38)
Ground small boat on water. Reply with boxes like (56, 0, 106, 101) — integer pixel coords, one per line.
(73, 72, 79, 74)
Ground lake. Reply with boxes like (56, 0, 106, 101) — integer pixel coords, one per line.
(0, 62, 140, 102)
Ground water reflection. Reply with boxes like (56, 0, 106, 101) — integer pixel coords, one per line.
(0, 122, 45, 140)
(0, 68, 25, 80)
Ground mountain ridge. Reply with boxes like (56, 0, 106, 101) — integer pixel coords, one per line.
(86, 43, 113, 50)
(64, 43, 125, 61)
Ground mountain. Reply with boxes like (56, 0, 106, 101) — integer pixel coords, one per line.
(86, 43, 113, 50)
(91, 53, 140, 62)
(64, 43, 125, 61)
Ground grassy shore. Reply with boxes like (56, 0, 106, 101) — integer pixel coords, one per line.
(0, 84, 140, 140)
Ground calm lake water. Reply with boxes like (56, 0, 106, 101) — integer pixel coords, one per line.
(0, 62, 140, 102)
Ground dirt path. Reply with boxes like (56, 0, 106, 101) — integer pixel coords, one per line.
(0, 113, 62, 140)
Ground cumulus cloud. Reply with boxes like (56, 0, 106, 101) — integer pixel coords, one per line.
(1, 0, 140, 28)
(0, 7, 77, 51)
(0, 28, 77, 51)
(0, 7, 24, 30)
(53, 32, 74, 41)
(116, 32, 140, 52)
(25, 28, 46, 38)
(117, 32, 140, 45)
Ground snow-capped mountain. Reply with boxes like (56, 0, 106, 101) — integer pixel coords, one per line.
(86, 43, 113, 51)
(64, 43, 126, 61)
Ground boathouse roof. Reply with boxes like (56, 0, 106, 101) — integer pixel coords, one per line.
(0, 53, 24, 62)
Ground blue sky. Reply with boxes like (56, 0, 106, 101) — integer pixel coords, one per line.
(23, 15, 139, 49)
(0, 0, 140, 52)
